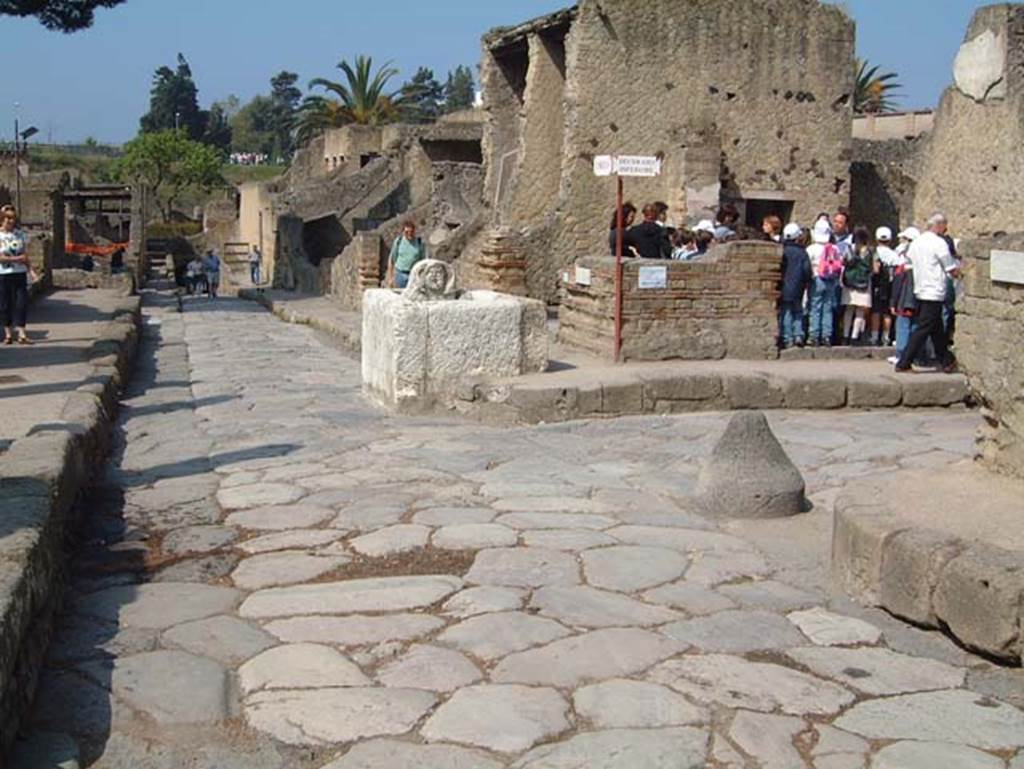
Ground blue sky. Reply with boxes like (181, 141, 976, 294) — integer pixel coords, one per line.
(0, 0, 985, 145)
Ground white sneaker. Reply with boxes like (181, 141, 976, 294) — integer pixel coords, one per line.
(887, 356, 899, 365)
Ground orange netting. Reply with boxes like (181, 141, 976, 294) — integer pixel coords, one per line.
(65, 242, 129, 256)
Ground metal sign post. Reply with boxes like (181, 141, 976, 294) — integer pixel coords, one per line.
(593, 154, 663, 361)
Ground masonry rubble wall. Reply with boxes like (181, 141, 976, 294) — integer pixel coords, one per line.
(481, 0, 855, 302)
(958, 232, 1024, 479)
(558, 241, 781, 361)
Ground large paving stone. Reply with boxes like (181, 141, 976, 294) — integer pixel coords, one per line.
(729, 710, 807, 769)
(495, 512, 616, 530)
(718, 580, 821, 612)
(522, 528, 617, 551)
(421, 684, 569, 753)
(226, 504, 334, 531)
(573, 679, 706, 728)
(787, 646, 965, 696)
(581, 546, 688, 592)
(787, 608, 882, 646)
(661, 610, 808, 652)
(413, 507, 498, 526)
(609, 525, 754, 554)
(239, 575, 463, 618)
(161, 525, 238, 556)
(218, 483, 305, 510)
(466, 547, 579, 588)
(872, 741, 1004, 769)
(834, 690, 1024, 750)
(80, 650, 228, 725)
(695, 411, 805, 519)
(265, 614, 445, 646)
(511, 727, 710, 769)
(531, 585, 682, 628)
(245, 688, 437, 746)
(438, 611, 572, 660)
(442, 586, 526, 618)
(492, 628, 684, 688)
(649, 654, 855, 716)
(162, 615, 276, 665)
(230, 551, 348, 590)
(349, 524, 431, 557)
(432, 523, 517, 550)
(683, 549, 772, 586)
(322, 739, 503, 769)
(74, 583, 241, 630)
(238, 529, 343, 555)
(376, 644, 481, 692)
(153, 553, 240, 583)
(641, 581, 738, 615)
(239, 644, 370, 694)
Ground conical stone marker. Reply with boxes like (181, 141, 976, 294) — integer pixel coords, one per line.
(695, 411, 806, 519)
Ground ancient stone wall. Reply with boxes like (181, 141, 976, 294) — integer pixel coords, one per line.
(558, 241, 781, 361)
(910, 5, 1024, 236)
(958, 233, 1024, 479)
(482, 0, 854, 302)
(849, 138, 921, 233)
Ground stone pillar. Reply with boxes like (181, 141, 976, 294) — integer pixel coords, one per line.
(354, 232, 384, 293)
(475, 227, 528, 296)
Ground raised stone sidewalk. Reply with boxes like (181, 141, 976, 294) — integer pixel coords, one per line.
(833, 462, 1024, 664)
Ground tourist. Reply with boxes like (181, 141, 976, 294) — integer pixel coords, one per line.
(806, 220, 843, 346)
(762, 215, 783, 242)
(841, 227, 873, 345)
(894, 213, 959, 374)
(713, 204, 740, 241)
(671, 228, 698, 260)
(389, 220, 427, 289)
(779, 223, 811, 348)
(832, 208, 854, 252)
(203, 249, 222, 299)
(625, 204, 672, 259)
(888, 229, 918, 364)
(654, 201, 671, 228)
(186, 255, 205, 295)
(870, 226, 900, 346)
(608, 201, 637, 256)
(0, 205, 31, 345)
(249, 246, 262, 285)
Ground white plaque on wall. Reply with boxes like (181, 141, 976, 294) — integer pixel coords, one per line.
(575, 266, 592, 286)
(991, 250, 1024, 285)
(638, 265, 668, 289)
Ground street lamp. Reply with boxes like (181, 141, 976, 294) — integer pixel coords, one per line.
(13, 115, 38, 214)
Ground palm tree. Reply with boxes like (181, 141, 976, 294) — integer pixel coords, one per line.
(854, 58, 902, 114)
(294, 55, 409, 144)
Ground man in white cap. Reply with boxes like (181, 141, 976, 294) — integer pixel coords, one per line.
(894, 213, 959, 373)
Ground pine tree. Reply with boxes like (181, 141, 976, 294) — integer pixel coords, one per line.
(139, 54, 206, 141)
(403, 67, 444, 124)
(443, 65, 476, 113)
(269, 71, 302, 159)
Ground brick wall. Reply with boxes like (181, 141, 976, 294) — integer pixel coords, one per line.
(558, 240, 781, 361)
(958, 234, 1024, 479)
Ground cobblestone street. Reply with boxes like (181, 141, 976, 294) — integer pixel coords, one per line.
(14, 290, 1024, 769)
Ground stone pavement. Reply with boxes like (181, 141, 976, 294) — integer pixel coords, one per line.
(11, 291, 1024, 769)
(0, 289, 137, 454)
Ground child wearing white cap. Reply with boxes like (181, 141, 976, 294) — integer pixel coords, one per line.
(806, 220, 843, 346)
(871, 227, 900, 346)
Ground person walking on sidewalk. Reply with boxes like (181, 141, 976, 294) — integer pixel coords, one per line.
(248, 246, 262, 286)
(203, 249, 222, 299)
(894, 213, 959, 374)
(0, 205, 32, 345)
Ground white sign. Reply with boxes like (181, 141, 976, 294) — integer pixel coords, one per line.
(991, 250, 1024, 286)
(593, 155, 614, 177)
(637, 265, 668, 290)
(615, 155, 663, 178)
(575, 266, 592, 286)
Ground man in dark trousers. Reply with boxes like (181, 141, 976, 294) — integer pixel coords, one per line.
(625, 203, 672, 259)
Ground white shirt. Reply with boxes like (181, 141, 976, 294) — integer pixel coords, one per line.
(907, 231, 957, 301)
(876, 245, 904, 268)
(0, 229, 28, 275)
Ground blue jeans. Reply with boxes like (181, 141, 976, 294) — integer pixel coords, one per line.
(894, 315, 912, 357)
(808, 277, 838, 344)
(394, 270, 410, 289)
(779, 301, 804, 347)
(250, 263, 261, 284)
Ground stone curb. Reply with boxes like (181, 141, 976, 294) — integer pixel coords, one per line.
(832, 487, 1024, 664)
(238, 289, 361, 354)
(0, 296, 141, 754)
(455, 369, 971, 425)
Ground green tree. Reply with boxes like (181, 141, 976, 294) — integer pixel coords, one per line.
(202, 102, 233, 153)
(854, 58, 902, 115)
(0, 0, 124, 31)
(443, 65, 476, 113)
(140, 54, 207, 141)
(116, 130, 224, 221)
(269, 71, 302, 159)
(403, 67, 444, 124)
(230, 95, 277, 155)
(294, 55, 408, 144)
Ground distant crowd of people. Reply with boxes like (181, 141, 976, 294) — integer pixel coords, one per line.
(608, 202, 961, 374)
(228, 152, 271, 166)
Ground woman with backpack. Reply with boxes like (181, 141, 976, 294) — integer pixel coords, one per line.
(806, 220, 843, 346)
(840, 227, 874, 345)
(388, 220, 427, 289)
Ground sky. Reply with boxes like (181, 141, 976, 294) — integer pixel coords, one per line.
(0, 0, 987, 145)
